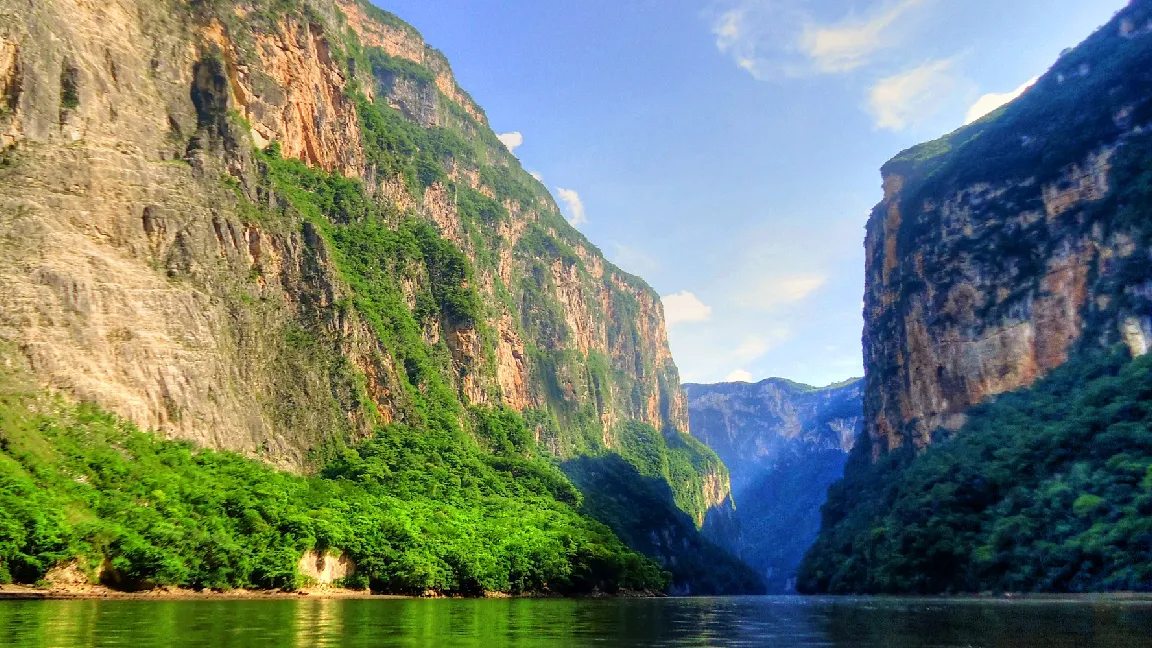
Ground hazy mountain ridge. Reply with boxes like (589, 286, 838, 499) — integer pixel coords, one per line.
(686, 378, 863, 592)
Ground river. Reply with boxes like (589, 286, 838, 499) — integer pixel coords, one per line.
(2, 595, 1151, 647)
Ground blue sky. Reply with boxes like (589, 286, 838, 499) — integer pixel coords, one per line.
(373, 0, 1123, 387)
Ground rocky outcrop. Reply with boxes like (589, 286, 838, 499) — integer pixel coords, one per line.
(687, 378, 862, 592)
(297, 550, 355, 586)
(0, 0, 709, 512)
(863, 0, 1152, 456)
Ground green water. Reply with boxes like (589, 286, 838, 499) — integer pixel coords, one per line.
(2, 596, 1152, 647)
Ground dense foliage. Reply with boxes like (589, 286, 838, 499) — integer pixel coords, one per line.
(799, 349, 1152, 594)
(0, 360, 667, 594)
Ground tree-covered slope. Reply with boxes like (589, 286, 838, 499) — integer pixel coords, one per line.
(0, 0, 754, 592)
(800, 349, 1152, 594)
(0, 347, 664, 594)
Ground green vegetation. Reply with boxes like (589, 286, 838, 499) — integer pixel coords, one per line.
(365, 49, 437, 86)
(0, 0, 759, 597)
(59, 64, 79, 112)
(248, 96, 749, 592)
(347, 0, 420, 37)
(615, 421, 731, 525)
(0, 356, 666, 594)
(0, 60, 698, 594)
(799, 348, 1152, 594)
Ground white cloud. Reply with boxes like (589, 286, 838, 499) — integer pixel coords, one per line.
(867, 58, 963, 131)
(965, 76, 1038, 125)
(800, 0, 925, 74)
(662, 217, 862, 385)
(737, 274, 827, 309)
(529, 170, 543, 182)
(724, 369, 754, 383)
(496, 132, 523, 153)
(711, 0, 929, 79)
(555, 187, 587, 226)
(610, 242, 659, 276)
(662, 291, 713, 326)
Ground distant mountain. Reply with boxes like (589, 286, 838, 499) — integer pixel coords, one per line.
(686, 378, 863, 592)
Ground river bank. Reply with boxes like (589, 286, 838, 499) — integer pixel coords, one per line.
(0, 583, 385, 601)
(0, 583, 665, 601)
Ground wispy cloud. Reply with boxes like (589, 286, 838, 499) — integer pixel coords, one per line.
(801, 0, 926, 73)
(663, 216, 860, 385)
(965, 76, 1038, 124)
(496, 132, 523, 153)
(710, 0, 930, 79)
(735, 336, 771, 362)
(734, 328, 790, 361)
(663, 291, 713, 326)
(528, 170, 543, 182)
(555, 187, 587, 226)
(737, 274, 827, 310)
(867, 58, 965, 131)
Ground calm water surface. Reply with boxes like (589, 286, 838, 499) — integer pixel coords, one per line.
(2, 595, 1152, 647)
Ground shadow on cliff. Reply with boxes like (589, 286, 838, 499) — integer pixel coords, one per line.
(733, 448, 850, 593)
(561, 454, 766, 596)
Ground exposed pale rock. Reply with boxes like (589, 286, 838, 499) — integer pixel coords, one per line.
(298, 550, 354, 585)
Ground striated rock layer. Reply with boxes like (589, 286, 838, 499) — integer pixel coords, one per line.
(0, 0, 721, 521)
(863, 0, 1152, 457)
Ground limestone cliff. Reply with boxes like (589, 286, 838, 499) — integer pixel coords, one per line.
(687, 378, 862, 592)
(863, 0, 1152, 456)
(0, 0, 712, 516)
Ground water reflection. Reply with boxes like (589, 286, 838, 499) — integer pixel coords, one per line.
(2, 596, 1152, 647)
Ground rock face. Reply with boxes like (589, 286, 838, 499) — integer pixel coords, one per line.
(297, 550, 355, 586)
(686, 378, 862, 592)
(0, 0, 720, 522)
(863, 0, 1152, 457)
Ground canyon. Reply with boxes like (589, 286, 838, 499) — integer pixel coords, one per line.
(687, 378, 862, 592)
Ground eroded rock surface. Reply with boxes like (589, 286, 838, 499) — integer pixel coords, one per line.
(863, 1, 1152, 454)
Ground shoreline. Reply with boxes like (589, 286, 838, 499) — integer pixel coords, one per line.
(0, 584, 665, 602)
(4, 585, 1152, 603)
(0, 584, 389, 601)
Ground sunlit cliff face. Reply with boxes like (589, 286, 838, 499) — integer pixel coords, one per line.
(862, 8, 1152, 456)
